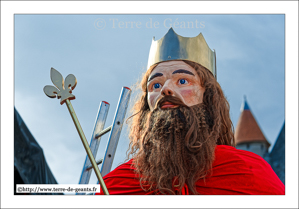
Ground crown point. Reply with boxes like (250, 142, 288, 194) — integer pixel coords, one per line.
(196, 32, 203, 37)
(168, 27, 175, 34)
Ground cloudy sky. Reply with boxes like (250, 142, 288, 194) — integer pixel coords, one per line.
(2, 1, 298, 208)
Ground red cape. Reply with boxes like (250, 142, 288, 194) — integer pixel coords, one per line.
(96, 145, 285, 195)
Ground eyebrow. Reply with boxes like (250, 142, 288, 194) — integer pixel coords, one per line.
(172, 69, 195, 76)
(148, 73, 163, 83)
(147, 69, 195, 83)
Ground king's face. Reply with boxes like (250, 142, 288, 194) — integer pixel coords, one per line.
(147, 60, 205, 111)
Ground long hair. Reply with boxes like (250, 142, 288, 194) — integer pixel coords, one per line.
(126, 60, 235, 194)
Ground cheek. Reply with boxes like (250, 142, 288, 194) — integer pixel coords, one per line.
(180, 88, 203, 104)
(180, 89, 195, 104)
(180, 89, 194, 97)
(148, 93, 157, 109)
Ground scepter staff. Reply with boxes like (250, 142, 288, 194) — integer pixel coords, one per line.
(43, 67, 109, 195)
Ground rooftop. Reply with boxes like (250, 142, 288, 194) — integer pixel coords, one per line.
(234, 96, 270, 147)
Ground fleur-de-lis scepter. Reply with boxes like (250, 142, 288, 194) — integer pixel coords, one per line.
(44, 68, 109, 195)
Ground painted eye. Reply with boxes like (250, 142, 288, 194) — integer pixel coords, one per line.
(179, 79, 188, 85)
(153, 83, 161, 89)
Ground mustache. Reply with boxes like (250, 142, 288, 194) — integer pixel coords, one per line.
(154, 96, 187, 110)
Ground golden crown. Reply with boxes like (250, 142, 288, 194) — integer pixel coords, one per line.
(147, 28, 216, 77)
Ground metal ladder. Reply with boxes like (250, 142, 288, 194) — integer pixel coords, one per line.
(76, 87, 131, 195)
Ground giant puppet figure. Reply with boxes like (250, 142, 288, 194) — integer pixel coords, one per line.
(96, 28, 285, 195)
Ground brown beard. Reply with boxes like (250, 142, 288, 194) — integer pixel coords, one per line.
(132, 96, 217, 195)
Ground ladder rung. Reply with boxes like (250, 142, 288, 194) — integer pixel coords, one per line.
(95, 126, 112, 139)
(86, 158, 103, 171)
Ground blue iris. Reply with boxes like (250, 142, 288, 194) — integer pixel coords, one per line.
(154, 83, 161, 89)
(179, 79, 186, 84)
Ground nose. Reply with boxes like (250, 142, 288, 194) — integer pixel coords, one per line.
(161, 81, 174, 96)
